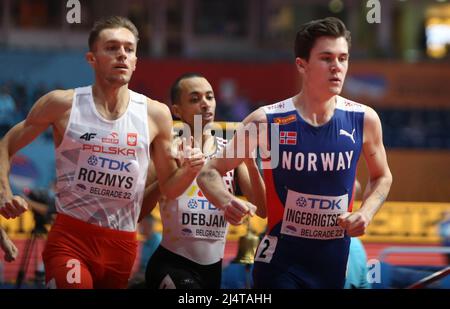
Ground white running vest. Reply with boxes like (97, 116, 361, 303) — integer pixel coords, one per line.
(55, 86, 150, 231)
(159, 136, 235, 265)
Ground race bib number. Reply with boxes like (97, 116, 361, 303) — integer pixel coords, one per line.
(281, 190, 348, 240)
(178, 195, 228, 240)
(72, 151, 138, 201)
(254, 235, 278, 263)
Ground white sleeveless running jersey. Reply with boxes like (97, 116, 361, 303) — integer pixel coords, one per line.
(55, 86, 150, 231)
(159, 136, 235, 265)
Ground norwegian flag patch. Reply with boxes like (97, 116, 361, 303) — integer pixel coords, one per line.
(279, 131, 297, 145)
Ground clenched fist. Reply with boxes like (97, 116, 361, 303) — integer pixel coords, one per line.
(223, 198, 257, 226)
(337, 211, 370, 237)
(0, 195, 28, 219)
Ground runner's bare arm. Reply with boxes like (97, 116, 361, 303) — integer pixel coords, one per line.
(360, 107, 393, 218)
(0, 90, 72, 219)
(138, 160, 159, 222)
(148, 101, 202, 200)
(198, 108, 266, 211)
(141, 129, 206, 221)
(236, 159, 267, 218)
(338, 107, 393, 236)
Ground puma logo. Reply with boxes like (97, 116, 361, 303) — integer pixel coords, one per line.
(339, 129, 356, 144)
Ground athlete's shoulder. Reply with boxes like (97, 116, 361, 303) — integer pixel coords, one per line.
(145, 97, 171, 117)
(335, 96, 366, 113)
(26, 89, 74, 125)
(43, 89, 74, 105)
(242, 107, 268, 126)
(32, 89, 74, 115)
(128, 89, 148, 106)
(363, 105, 382, 128)
(145, 97, 172, 131)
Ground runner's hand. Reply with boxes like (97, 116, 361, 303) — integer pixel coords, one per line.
(0, 195, 28, 219)
(337, 211, 370, 237)
(223, 198, 256, 226)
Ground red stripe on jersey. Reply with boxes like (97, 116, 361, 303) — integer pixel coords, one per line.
(287, 132, 297, 137)
(286, 138, 296, 145)
(262, 160, 285, 234)
(348, 180, 356, 212)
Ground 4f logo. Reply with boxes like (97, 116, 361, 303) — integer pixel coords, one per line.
(80, 133, 97, 141)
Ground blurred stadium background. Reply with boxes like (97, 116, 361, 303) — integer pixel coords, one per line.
(0, 0, 449, 289)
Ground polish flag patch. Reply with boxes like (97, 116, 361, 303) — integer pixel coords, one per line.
(127, 133, 138, 146)
(279, 131, 297, 145)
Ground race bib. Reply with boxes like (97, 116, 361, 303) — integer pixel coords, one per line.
(254, 235, 278, 263)
(72, 150, 138, 201)
(281, 190, 348, 240)
(177, 194, 228, 240)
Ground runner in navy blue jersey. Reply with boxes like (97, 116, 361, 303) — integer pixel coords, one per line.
(197, 17, 392, 288)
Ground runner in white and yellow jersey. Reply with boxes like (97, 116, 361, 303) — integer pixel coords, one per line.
(0, 17, 201, 289)
(141, 73, 266, 289)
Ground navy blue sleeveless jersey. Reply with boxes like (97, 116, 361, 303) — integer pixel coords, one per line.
(253, 96, 365, 288)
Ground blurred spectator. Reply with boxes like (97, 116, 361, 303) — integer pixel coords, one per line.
(221, 261, 254, 289)
(379, 108, 450, 149)
(22, 183, 57, 234)
(400, 111, 426, 147)
(139, 214, 162, 272)
(221, 230, 260, 289)
(31, 83, 48, 107)
(11, 82, 29, 119)
(232, 95, 252, 122)
(0, 85, 17, 135)
(216, 79, 236, 121)
(439, 211, 450, 264)
(8, 185, 55, 288)
(216, 79, 252, 122)
(344, 237, 371, 289)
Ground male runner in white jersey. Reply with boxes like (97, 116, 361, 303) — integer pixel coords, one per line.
(141, 73, 266, 289)
(197, 17, 393, 288)
(0, 16, 203, 289)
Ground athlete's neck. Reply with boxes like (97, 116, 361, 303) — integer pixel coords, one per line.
(294, 91, 336, 127)
(92, 83, 129, 120)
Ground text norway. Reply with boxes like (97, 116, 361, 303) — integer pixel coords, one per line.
(282, 151, 354, 171)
